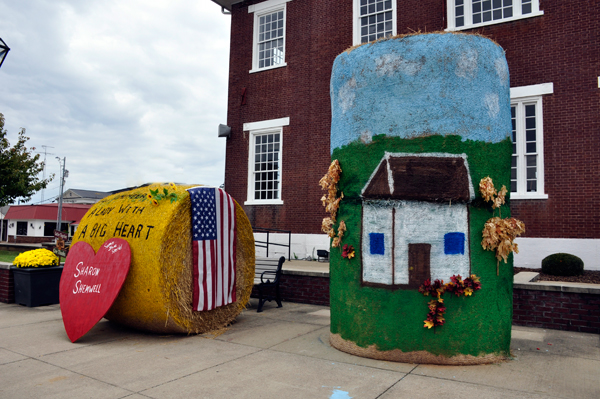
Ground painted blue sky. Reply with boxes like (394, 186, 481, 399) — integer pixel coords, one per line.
(0, 0, 231, 204)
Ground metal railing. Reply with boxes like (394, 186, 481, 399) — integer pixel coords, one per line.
(252, 226, 291, 261)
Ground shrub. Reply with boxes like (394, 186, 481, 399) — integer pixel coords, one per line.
(541, 253, 584, 276)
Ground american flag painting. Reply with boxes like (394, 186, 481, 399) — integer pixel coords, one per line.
(187, 186, 237, 312)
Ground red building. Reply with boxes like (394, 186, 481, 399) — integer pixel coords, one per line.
(210, 0, 599, 269)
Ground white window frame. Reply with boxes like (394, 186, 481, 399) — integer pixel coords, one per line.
(353, 0, 397, 45)
(249, 0, 291, 74)
(510, 83, 553, 200)
(446, 0, 543, 31)
(244, 117, 289, 205)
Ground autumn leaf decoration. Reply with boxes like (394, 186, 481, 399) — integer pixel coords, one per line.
(479, 177, 526, 275)
(341, 244, 355, 259)
(320, 160, 346, 248)
(418, 275, 482, 329)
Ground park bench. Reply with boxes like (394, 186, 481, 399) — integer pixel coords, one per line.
(254, 256, 285, 312)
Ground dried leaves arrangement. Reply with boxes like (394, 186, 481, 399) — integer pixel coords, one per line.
(320, 160, 345, 248)
(418, 275, 482, 329)
(479, 177, 526, 275)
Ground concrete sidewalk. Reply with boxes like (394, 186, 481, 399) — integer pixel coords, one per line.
(0, 300, 598, 399)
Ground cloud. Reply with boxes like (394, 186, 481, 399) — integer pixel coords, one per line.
(0, 0, 231, 203)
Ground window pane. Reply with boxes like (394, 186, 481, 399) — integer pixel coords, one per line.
(527, 180, 537, 192)
(252, 132, 281, 201)
(522, 0, 532, 14)
(526, 142, 536, 153)
(526, 155, 537, 166)
(525, 104, 535, 116)
(527, 167, 536, 179)
(526, 130, 536, 141)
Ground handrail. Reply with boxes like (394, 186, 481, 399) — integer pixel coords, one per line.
(252, 226, 291, 261)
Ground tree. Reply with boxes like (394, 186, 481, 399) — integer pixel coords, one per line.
(0, 113, 53, 206)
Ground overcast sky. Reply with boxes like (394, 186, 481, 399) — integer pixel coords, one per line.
(0, 0, 231, 204)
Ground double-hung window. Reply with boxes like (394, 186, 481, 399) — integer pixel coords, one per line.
(249, 0, 291, 73)
(510, 83, 553, 199)
(353, 0, 397, 45)
(447, 0, 543, 31)
(244, 117, 289, 205)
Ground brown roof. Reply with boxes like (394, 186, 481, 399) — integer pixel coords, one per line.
(362, 154, 472, 202)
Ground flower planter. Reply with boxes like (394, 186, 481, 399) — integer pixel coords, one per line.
(11, 266, 63, 307)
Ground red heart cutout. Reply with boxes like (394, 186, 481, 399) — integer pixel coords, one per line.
(59, 238, 131, 342)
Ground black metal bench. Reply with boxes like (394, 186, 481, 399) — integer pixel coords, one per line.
(254, 256, 285, 312)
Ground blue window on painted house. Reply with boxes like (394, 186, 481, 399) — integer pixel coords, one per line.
(444, 232, 465, 255)
(369, 232, 385, 255)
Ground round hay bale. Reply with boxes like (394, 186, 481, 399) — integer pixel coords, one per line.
(71, 183, 254, 334)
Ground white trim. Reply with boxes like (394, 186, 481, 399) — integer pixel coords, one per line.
(353, 0, 397, 46)
(510, 96, 547, 199)
(245, 199, 284, 205)
(249, 63, 287, 74)
(510, 82, 554, 99)
(446, 0, 543, 31)
(249, 0, 290, 73)
(245, 119, 287, 206)
(248, 0, 292, 14)
(510, 193, 548, 200)
(243, 117, 290, 132)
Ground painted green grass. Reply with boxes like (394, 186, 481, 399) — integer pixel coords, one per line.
(329, 134, 514, 358)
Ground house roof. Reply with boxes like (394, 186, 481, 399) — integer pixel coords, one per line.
(5, 204, 93, 224)
(210, 0, 242, 12)
(63, 189, 110, 200)
(362, 153, 474, 202)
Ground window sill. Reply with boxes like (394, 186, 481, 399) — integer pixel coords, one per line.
(244, 199, 284, 206)
(446, 11, 544, 32)
(249, 63, 287, 74)
(510, 193, 549, 200)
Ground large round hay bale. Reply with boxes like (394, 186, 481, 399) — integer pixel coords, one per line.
(71, 183, 254, 334)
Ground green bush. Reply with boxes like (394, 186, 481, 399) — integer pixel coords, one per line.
(541, 253, 584, 276)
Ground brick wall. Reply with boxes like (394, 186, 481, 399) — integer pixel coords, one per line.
(251, 272, 330, 307)
(251, 272, 600, 334)
(0, 268, 14, 304)
(223, 0, 599, 241)
(7, 236, 53, 244)
(473, 1, 600, 239)
(513, 288, 600, 334)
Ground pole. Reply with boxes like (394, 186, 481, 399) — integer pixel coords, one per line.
(56, 157, 66, 234)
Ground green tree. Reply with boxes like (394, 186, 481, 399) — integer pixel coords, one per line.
(0, 113, 53, 206)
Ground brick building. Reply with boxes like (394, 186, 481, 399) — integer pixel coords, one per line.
(210, 0, 599, 269)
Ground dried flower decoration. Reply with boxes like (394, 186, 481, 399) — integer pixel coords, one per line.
(320, 160, 346, 248)
(341, 244, 355, 259)
(479, 176, 508, 212)
(482, 216, 526, 274)
(479, 177, 525, 275)
(419, 274, 481, 329)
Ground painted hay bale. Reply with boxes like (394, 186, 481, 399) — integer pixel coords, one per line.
(328, 33, 512, 364)
(71, 183, 254, 334)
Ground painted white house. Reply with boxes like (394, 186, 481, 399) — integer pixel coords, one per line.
(361, 153, 475, 288)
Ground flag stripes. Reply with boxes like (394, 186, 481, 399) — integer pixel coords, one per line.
(188, 187, 237, 312)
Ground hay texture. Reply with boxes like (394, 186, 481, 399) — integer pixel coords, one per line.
(330, 334, 506, 365)
(71, 183, 255, 334)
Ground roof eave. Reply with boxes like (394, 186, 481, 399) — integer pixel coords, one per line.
(210, 0, 243, 12)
